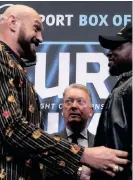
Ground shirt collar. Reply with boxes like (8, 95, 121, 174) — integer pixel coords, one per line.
(66, 127, 73, 137)
(80, 128, 88, 139)
(66, 127, 88, 139)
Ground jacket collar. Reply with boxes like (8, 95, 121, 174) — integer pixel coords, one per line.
(66, 127, 88, 139)
(113, 70, 132, 90)
(0, 41, 26, 67)
(0, 41, 36, 67)
(118, 70, 132, 80)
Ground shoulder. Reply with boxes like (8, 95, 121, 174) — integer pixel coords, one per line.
(0, 44, 9, 64)
(51, 130, 66, 137)
(51, 130, 68, 140)
(112, 76, 132, 98)
(120, 76, 132, 97)
(0, 43, 15, 71)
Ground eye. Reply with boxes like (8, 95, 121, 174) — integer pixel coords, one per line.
(77, 99, 85, 105)
(34, 27, 38, 33)
(65, 99, 72, 103)
(113, 45, 122, 51)
(64, 99, 73, 106)
(33, 25, 41, 33)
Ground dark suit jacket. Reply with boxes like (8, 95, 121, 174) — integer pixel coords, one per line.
(45, 129, 95, 180)
(0, 41, 84, 180)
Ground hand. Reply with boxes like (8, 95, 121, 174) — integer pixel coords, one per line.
(80, 166, 91, 180)
(80, 146, 129, 177)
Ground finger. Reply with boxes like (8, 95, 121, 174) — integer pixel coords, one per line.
(109, 164, 124, 172)
(80, 175, 91, 180)
(115, 157, 129, 165)
(104, 170, 116, 177)
(114, 150, 128, 157)
(117, 166, 124, 172)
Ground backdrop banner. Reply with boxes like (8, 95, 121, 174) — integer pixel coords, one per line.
(0, 1, 132, 134)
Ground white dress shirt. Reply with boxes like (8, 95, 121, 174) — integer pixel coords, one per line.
(66, 127, 88, 147)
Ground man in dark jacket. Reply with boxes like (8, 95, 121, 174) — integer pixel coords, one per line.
(91, 22, 132, 180)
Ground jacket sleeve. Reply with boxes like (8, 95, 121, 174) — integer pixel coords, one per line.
(0, 49, 84, 176)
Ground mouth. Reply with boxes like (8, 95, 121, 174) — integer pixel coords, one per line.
(69, 113, 81, 118)
(31, 43, 37, 52)
(108, 61, 114, 67)
(108, 58, 115, 67)
(31, 38, 40, 46)
(30, 38, 40, 52)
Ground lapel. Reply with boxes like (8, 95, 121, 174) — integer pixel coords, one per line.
(58, 129, 68, 140)
(87, 130, 95, 147)
(52, 129, 68, 140)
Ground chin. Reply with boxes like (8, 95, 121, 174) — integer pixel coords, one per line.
(24, 52, 36, 62)
(109, 67, 121, 76)
(69, 121, 83, 132)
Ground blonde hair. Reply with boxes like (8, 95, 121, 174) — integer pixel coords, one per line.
(63, 83, 92, 103)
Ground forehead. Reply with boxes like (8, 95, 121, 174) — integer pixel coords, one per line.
(64, 88, 89, 98)
(24, 12, 43, 30)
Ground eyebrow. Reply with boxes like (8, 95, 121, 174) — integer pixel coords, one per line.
(34, 20, 43, 31)
(65, 97, 85, 100)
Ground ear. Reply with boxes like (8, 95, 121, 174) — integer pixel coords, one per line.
(89, 106, 94, 117)
(8, 15, 19, 32)
(61, 111, 63, 117)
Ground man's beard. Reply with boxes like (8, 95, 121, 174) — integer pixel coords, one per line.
(69, 120, 86, 133)
(109, 63, 132, 76)
(18, 29, 37, 62)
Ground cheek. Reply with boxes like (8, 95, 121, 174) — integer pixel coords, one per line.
(63, 107, 69, 117)
(126, 50, 132, 62)
(81, 108, 91, 117)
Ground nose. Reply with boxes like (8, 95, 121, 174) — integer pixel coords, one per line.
(107, 49, 113, 58)
(71, 100, 78, 108)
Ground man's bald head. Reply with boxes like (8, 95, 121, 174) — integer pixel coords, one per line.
(3, 5, 41, 20)
(0, 4, 43, 61)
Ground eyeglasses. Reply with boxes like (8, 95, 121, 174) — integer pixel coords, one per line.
(64, 98, 86, 106)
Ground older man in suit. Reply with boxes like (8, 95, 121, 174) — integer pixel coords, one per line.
(46, 84, 94, 180)
(57, 83, 94, 148)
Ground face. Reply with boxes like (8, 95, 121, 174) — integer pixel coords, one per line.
(17, 14, 43, 62)
(63, 88, 93, 131)
(107, 42, 132, 76)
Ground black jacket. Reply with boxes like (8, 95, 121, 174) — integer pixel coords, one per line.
(91, 71, 132, 180)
